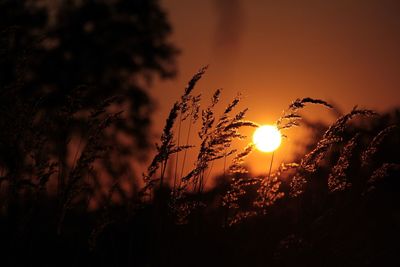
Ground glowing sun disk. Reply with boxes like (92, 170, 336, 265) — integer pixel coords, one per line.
(253, 125, 282, 152)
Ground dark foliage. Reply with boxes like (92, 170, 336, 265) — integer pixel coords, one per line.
(0, 1, 178, 265)
(0, 0, 178, 178)
(1, 2, 400, 265)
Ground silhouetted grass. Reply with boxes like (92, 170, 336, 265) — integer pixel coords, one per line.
(2, 66, 400, 266)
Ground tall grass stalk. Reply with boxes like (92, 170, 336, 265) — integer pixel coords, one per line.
(172, 112, 182, 196)
(178, 104, 194, 186)
(267, 151, 275, 180)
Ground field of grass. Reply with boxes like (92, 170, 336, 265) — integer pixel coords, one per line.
(2, 3, 400, 265)
(1, 66, 400, 266)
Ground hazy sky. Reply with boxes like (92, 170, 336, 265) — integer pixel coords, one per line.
(151, 0, 400, 176)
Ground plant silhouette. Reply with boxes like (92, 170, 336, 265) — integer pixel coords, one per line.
(1, 2, 400, 266)
(0, 0, 178, 198)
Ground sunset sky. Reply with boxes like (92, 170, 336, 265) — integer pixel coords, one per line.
(151, 0, 400, 176)
(3, 2, 400, 264)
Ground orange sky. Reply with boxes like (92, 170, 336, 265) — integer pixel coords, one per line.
(148, 0, 400, 179)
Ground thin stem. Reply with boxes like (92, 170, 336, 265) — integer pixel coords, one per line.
(160, 159, 168, 188)
(267, 152, 275, 180)
(204, 161, 214, 188)
(198, 169, 205, 195)
(193, 175, 198, 193)
(172, 112, 183, 195)
(179, 114, 193, 180)
(177, 112, 194, 193)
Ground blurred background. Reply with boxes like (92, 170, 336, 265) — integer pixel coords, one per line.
(1, 1, 400, 266)
(152, 0, 400, 174)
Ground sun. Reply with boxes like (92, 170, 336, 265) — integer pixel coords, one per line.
(252, 125, 282, 153)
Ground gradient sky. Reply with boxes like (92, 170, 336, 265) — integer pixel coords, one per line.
(150, 0, 400, 178)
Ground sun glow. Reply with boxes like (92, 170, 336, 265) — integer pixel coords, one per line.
(252, 125, 282, 153)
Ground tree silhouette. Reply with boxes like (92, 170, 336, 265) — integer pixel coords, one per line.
(0, 0, 178, 201)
